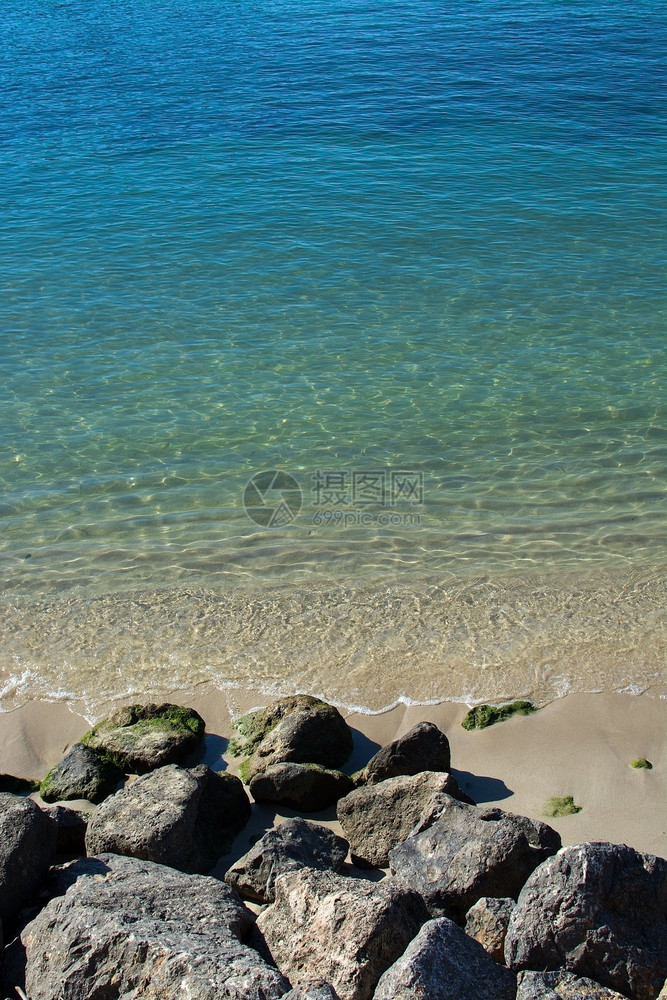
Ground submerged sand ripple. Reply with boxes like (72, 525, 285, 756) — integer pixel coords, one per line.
(0, 565, 664, 719)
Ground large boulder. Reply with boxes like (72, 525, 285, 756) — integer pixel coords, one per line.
(517, 970, 630, 1000)
(373, 915, 516, 1000)
(337, 774, 475, 869)
(505, 842, 667, 1000)
(249, 762, 354, 812)
(255, 867, 430, 1000)
(225, 817, 349, 903)
(465, 896, 515, 963)
(0, 793, 57, 924)
(230, 695, 353, 782)
(389, 798, 560, 919)
(39, 743, 124, 804)
(85, 763, 250, 873)
(21, 853, 289, 1000)
(356, 722, 451, 786)
(78, 702, 205, 774)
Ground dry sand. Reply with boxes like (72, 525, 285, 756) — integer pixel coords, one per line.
(0, 689, 665, 861)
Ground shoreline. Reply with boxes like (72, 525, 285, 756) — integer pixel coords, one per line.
(1, 563, 665, 719)
(1, 688, 664, 859)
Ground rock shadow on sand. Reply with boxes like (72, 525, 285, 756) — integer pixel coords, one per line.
(344, 728, 383, 775)
(185, 734, 229, 771)
(452, 769, 513, 803)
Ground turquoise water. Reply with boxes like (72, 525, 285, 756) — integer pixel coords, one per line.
(1, 1, 665, 714)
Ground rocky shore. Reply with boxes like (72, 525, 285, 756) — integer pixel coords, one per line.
(0, 696, 665, 1000)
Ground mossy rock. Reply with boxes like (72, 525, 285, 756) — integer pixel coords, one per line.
(40, 744, 124, 804)
(0, 773, 41, 795)
(79, 702, 205, 775)
(629, 758, 653, 769)
(230, 695, 353, 784)
(461, 700, 537, 731)
(543, 795, 582, 817)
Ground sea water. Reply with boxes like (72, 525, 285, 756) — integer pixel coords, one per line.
(1, 0, 665, 716)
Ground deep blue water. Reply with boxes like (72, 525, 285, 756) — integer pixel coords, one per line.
(0, 0, 665, 710)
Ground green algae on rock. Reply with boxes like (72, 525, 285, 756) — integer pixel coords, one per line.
(461, 701, 537, 731)
(543, 795, 582, 817)
(39, 744, 124, 804)
(79, 703, 205, 775)
(229, 695, 353, 784)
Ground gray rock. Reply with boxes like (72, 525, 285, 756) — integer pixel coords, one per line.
(22, 852, 289, 999)
(85, 763, 250, 873)
(41, 804, 88, 856)
(0, 793, 57, 924)
(79, 702, 205, 774)
(505, 842, 667, 1000)
(357, 722, 451, 785)
(517, 970, 629, 1000)
(337, 773, 475, 869)
(39, 743, 124, 803)
(231, 695, 353, 782)
(465, 896, 515, 963)
(225, 817, 349, 903)
(250, 762, 354, 812)
(482, 807, 561, 863)
(255, 867, 430, 1000)
(373, 915, 516, 1000)
(389, 798, 559, 919)
(283, 982, 341, 1000)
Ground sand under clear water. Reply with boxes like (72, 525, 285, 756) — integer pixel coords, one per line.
(1, 1, 665, 715)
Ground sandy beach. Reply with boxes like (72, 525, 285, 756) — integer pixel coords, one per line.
(0, 689, 664, 861)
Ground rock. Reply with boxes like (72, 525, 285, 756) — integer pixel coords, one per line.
(41, 804, 88, 856)
(389, 798, 559, 919)
(22, 852, 289, 999)
(283, 982, 341, 999)
(490, 809, 562, 862)
(255, 867, 430, 1000)
(250, 762, 354, 812)
(78, 702, 205, 774)
(464, 896, 515, 963)
(230, 695, 353, 782)
(0, 793, 57, 924)
(39, 743, 124, 804)
(356, 722, 451, 785)
(517, 970, 630, 1000)
(85, 763, 250, 873)
(373, 915, 516, 1000)
(225, 817, 349, 903)
(337, 773, 475, 868)
(505, 842, 667, 1000)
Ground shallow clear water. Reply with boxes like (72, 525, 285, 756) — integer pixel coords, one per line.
(1, 0, 665, 715)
